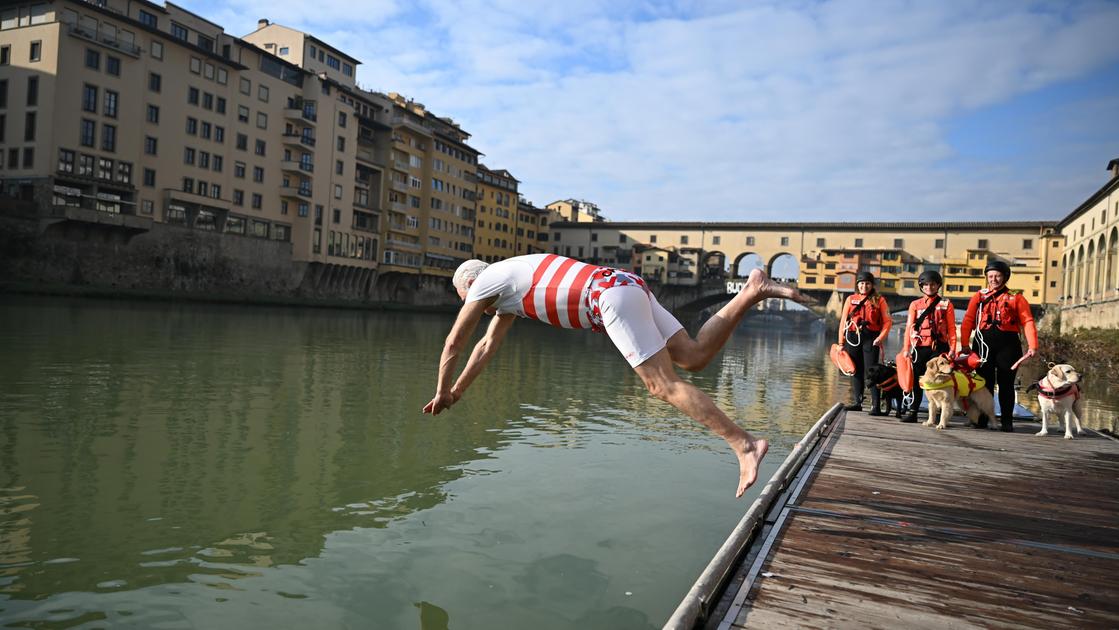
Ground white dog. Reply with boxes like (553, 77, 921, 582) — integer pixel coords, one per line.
(919, 356, 997, 431)
(1033, 364, 1085, 439)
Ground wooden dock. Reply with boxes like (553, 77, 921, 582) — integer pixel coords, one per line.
(667, 405, 1119, 629)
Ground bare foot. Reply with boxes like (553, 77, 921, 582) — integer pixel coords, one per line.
(730, 435, 769, 498)
(744, 268, 816, 307)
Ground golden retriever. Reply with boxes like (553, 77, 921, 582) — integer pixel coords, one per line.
(918, 355, 997, 431)
(1033, 364, 1085, 439)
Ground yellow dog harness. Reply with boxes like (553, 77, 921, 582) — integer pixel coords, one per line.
(923, 371, 986, 396)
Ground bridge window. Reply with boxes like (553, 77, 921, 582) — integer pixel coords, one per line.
(935, 238, 944, 248)
(591, 233, 598, 242)
(680, 235, 688, 244)
(780, 236, 789, 246)
(746, 236, 755, 246)
(649, 234, 657, 243)
(817, 238, 825, 247)
(978, 239, 988, 249)
(1023, 239, 1033, 250)
(894, 238, 904, 248)
(619, 234, 626, 243)
(855, 238, 863, 247)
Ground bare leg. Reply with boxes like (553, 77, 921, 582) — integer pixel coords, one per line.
(668, 268, 816, 371)
(634, 349, 768, 498)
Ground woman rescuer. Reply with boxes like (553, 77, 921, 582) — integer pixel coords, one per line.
(838, 271, 891, 412)
(900, 270, 956, 423)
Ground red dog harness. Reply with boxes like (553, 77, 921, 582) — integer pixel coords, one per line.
(1037, 376, 1081, 401)
(876, 374, 899, 392)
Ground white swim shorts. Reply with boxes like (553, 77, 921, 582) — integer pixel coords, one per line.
(597, 284, 685, 367)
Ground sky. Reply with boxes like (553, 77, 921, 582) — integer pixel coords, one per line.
(190, 0, 1119, 223)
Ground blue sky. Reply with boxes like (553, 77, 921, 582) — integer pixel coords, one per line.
(189, 0, 1119, 222)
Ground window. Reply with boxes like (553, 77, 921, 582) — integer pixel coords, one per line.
(337, 136, 345, 151)
(210, 184, 221, 199)
(236, 133, 248, 150)
(978, 239, 988, 249)
(240, 78, 251, 95)
(253, 166, 263, 182)
(254, 139, 267, 156)
(0, 80, 6, 108)
(334, 184, 342, 199)
(22, 147, 32, 168)
(151, 41, 163, 60)
(258, 84, 269, 102)
(251, 193, 262, 209)
(182, 177, 194, 193)
(139, 10, 158, 28)
(279, 46, 289, 55)
(149, 72, 161, 92)
(327, 55, 341, 70)
(256, 112, 267, 129)
(216, 97, 226, 114)
(203, 92, 213, 110)
(188, 87, 199, 105)
(817, 238, 826, 247)
(198, 35, 214, 53)
(238, 106, 249, 123)
(23, 112, 34, 141)
(184, 147, 195, 165)
(746, 236, 755, 246)
(144, 136, 157, 155)
(234, 162, 246, 178)
(97, 157, 113, 180)
(198, 151, 209, 169)
(79, 154, 95, 177)
(85, 48, 100, 69)
(780, 236, 790, 246)
(894, 238, 904, 248)
(680, 235, 688, 245)
(338, 112, 347, 127)
(649, 234, 657, 243)
(80, 119, 96, 146)
(1023, 239, 1033, 250)
(201, 121, 211, 139)
(336, 160, 344, 175)
(146, 104, 159, 123)
(854, 238, 864, 247)
(103, 90, 118, 118)
(82, 85, 97, 112)
(29, 41, 41, 62)
(106, 56, 120, 76)
(186, 117, 197, 135)
(117, 162, 131, 184)
(333, 208, 341, 224)
(58, 149, 75, 173)
(217, 69, 228, 85)
(935, 238, 944, 249)
(203, 63, 215, 80)
(171, 22, 188, 41)
(0, 46, 8, 65)
(233, 190, 244, 206)
(142, 200, 154, 214)
(215, 126, 224, 143)
(343, 63, 353, 77)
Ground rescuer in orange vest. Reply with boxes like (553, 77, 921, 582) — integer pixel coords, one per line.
(900, 270, 956, 423)
(959, 259, 1038, 432)
(839, 271, 892, 413)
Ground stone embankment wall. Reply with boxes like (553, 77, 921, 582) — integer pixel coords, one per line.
(0, 210, 458, 308)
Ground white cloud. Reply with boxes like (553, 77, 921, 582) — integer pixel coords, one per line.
(195, 0, 1119, 221)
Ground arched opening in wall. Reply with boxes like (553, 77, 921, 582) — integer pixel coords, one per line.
(1086, 241, 1096, 299)
(1108, 228, 1118, 296)
(769, 253, 800, 283)
(703, 251, 726, 280)
(1062, 253, 1070, 300)
(1095, 234, 1107, 296)
(1076, 245, 1085, 301)
(733, 252, 763, 279)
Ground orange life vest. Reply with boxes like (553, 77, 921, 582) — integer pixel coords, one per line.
(976, 287, 1020, 333)
(910, 295, 953, 347)
(847, 294, 885, 331)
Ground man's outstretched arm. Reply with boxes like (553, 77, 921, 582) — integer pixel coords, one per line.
(451, 313, 516, 399)
(423, 297, 496, 415)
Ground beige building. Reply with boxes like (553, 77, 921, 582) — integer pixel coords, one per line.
(515, 197, 549, 256)
(473, 165, 518, 262)
(1058, 159, 1119, 329)
(549, 222, 1063, 304)
(0, 1, 482, 289)
(546, 198, 603, 223)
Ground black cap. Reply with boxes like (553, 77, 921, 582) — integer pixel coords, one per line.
(984, 259, 1011, 279)
(856, 271, 875, 284)
(918, 270, 943, 286)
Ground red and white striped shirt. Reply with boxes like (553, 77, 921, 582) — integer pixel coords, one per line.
(465, 254, 604, 329)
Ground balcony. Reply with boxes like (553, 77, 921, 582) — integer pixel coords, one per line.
(386, 237, 421, 250)
(280, 183, 313, 199)
(390, 179, 408, 193)
(66, 24, 141, 57)
(389, 201, 409, 214)
(390, 115, 432, 136)
(280, 159, 314, 174)
(393, 159, 410, 172)
(282, 132, 316, 149)
(284, 100, 317, 125)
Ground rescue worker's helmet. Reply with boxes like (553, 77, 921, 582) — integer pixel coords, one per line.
(917, 270, 943, 286)
(983, 259, 1012, 280)
(856, 271, 876, 284)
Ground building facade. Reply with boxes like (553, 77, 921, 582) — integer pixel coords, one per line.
(1058, 159, 1119, 329)
(473, 165, 518, 262)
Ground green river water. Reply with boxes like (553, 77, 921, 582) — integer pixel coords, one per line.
(0, 296, 1114, 629)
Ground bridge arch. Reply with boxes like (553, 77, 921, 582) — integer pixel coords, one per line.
(703, 251, 726, 280)
(1087, 240, 1097, 299)
(768, 252, 800, 283)
(1108, 228, 1118, 297)
(731, 252, 763, 279)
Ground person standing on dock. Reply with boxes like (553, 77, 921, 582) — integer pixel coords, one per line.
(900, 270, 956, 423)
(838, 272, 892, 413)
(960, 260, 1037, 432)
(423, 254, 814, 498)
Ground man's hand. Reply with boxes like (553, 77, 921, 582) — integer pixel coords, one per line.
(422, 391, 458, 415)
(1010, 349, 1036, 371)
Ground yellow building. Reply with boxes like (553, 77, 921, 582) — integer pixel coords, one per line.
(546, 198, 603, 223)
(473, 165, 518, 262)
(515, 197, 549, 256)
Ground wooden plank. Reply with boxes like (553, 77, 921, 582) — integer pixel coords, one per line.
(721, 412, 1119, 629)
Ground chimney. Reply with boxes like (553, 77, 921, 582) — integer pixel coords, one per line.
(1109, 158, 1119, 180)
(258, 19, 270, 29)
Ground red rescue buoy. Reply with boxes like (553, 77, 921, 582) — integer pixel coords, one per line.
(830, 343, 856, 376)
(895, 350, 914, 391)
